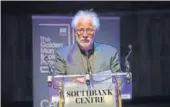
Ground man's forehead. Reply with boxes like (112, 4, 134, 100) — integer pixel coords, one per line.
(79, 16, 92, 21)
(76, 17, 93, 28)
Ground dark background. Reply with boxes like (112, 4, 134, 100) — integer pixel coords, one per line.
(2, 1, 170, 107)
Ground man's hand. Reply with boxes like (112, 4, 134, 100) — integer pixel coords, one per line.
(72, 77, 86, 84)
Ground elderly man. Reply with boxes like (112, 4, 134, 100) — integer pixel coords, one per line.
(54, 10, 122, 107)
(54, 10, 121, 75)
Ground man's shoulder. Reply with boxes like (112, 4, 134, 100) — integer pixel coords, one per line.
(95, 42, 118, 53)
(56, 45, 73, 54)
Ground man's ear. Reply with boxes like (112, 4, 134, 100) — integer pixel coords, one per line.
(93, 29, 97, 36)
(75, 33, 77, 40)
(74, 31, 78, 40)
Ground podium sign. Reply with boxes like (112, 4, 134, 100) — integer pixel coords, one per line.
(64, 83, 116, 107)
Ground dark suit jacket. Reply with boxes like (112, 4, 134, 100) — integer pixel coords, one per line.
(54, 42, 121, 75)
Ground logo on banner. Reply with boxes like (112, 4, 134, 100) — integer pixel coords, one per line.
(59, 27, 67, 36)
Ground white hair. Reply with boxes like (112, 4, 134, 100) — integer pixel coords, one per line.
(71, 10, 100, 30)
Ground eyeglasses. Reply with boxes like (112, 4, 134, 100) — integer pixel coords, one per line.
(76, 28, 95, 34)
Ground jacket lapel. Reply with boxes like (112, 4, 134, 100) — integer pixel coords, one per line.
(70, 43, 86, 74)
(69, 42, 104, 74)
(94, 42, 103, 73)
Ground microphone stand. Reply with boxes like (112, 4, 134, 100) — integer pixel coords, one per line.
(44, 56, 53, 87)
(125, 45, 132, 84)
(111, 74, 122, 107)
(58, 81, 65, 107)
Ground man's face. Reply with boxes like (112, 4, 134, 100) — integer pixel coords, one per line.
(75, 17, 96, 50)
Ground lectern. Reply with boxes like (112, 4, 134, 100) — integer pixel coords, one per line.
(49, 72, 132, 107)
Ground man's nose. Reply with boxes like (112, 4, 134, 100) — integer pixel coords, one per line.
(83, 35, 88, 38)
(82, 32, 88, 38)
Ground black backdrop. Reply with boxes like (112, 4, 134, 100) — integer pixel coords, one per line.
(2, 1, 170, 107)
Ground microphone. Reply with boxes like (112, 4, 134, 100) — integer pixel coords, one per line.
(128, 44, 132, 51)
(85, 51, 92, 86)
(125, 44, 132, 84)
(45, 56, 53, 87)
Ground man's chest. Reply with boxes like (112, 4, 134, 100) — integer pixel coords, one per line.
(65, 54, 111, 75)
